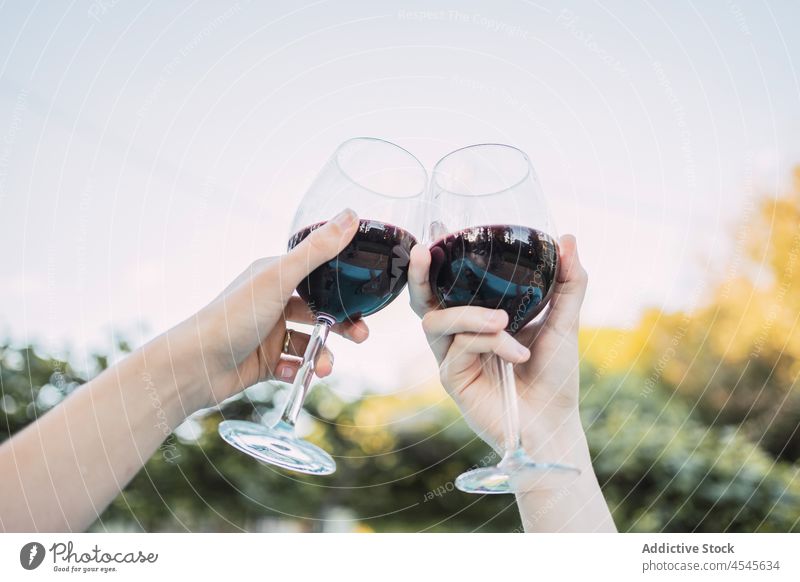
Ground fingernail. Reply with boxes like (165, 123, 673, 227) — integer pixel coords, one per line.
(280, 366, 293, 379)
(332, 208, 357, 228)
(329, 352, 335, 367)
(344, 325, 367, 342)
(515, 342, 530, 358)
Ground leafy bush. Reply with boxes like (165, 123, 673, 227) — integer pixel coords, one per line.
(582, 365, 800, 532)
(3, 343, 798, 531)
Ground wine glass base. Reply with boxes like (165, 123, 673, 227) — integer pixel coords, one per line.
(455, 460, 580, 494)
(218, 420, 336, 475)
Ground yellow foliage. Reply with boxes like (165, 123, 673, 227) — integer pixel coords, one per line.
(335, 380, 455, 454)
(581, 166, 800, 459)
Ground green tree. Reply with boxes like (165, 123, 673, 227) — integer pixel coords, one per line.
(630, 167, 800, 461)
(582, 366, 800, 532)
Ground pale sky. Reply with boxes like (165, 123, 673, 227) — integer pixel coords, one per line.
(0, 0, 798, 393)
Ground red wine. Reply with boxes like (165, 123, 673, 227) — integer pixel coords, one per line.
(429, 225, 559, 334)
(288, 219, 417, 323)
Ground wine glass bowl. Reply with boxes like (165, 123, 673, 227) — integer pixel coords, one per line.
(428, 224, 560, 335)
(288, 219, 418, 324)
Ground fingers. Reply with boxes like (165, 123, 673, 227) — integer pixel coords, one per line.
(274, 357, 302, 381)
(408, 244, 438, 317)
(214, 209, 359, 360)
(273, 344, 335, 382)
(421, 306, 508, 361)
(546, 234, 588, 335)
(442, 331, 530, 380)
(279, 330, 335, 372)
(315, 348, 335, 377)
(271, 208, 360, 301)
(421, 306, 509, 336)
(281, 329, 311, 359)
(284, 297, 369, 343)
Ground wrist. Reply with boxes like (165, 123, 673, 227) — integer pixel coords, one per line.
(131, 329, 209, 426)
(520, 413, 591, 469)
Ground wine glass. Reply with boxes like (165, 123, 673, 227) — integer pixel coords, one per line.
(219, 137, 426, 475)
(427, 143, 580, 493)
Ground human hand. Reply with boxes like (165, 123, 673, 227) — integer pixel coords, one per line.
(167, 208, 369, 412)
(408, 235, 589, 461)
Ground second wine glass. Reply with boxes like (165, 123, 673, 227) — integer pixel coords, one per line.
(219, 137, 426, 475)
(427, 143, 580, 493)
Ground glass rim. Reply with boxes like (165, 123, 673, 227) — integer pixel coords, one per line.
(334, 136, 428, 200)
(431, 143, 536, 199)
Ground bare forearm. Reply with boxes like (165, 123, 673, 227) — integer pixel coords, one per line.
(0, 334, 198, 532)
(515, 431, 617, 533)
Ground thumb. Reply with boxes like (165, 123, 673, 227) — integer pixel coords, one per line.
(208, 209, 359, 363)
(273, 208, 360, 300)
(408, 243, 437, 317)
(546, 234, 588, 335)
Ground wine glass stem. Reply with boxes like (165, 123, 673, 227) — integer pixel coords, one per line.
(493, 354, 524, 465)
(277, 316, 334, 429)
